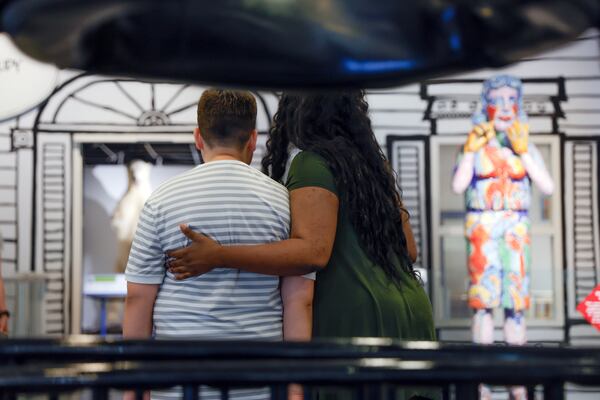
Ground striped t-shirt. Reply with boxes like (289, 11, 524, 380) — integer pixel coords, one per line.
(125, 160, 290, 399)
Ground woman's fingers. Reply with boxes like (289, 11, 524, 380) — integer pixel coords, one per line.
(167, 264, 191, 280)
(165, 226, 218, 278)
(166, 247, 187, 258)
(174, 272, 191, 280)
(165, 226, 206, 257)
(179, 224, 206, 242)
(168, 265, 189, 274)
(167, 257, 186, 268)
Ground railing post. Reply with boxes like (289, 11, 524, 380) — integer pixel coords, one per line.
(0, 392, 16, 400)
(527, 384, 536, 399)
(92, 388, 108, 400)
(363, 384, 382, 400)
(544, 382, 564, 400)
(454, 383, 478, 400)
(386, 384, 396, 400)
(442, 385, 450, 400)
(352, 385, 366, 400)
(220, 387, 229, 400)
(352, 384, 383, 400)
(270, 384, 287, 400)
(182, 385, 199, 400)
(303, 385, 316, 400)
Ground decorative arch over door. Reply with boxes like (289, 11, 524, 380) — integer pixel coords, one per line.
(36, 75, 275, 133)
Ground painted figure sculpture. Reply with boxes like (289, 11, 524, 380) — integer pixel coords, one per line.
(452, 75, 554, 399)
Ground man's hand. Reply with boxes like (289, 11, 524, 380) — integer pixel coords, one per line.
(506, 120, 529, 155)
(166, 225, 220, 280)
(464, 122, 495, 153)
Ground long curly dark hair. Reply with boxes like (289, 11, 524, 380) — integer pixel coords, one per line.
(262, 91, 415, 282)
(261, 94, 299, 180)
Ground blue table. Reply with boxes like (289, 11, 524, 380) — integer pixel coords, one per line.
(82, 274, 127, 336)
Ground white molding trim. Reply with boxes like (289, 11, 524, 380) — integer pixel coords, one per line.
(73, 133, 194, 144)
(71, 144, 83, 334)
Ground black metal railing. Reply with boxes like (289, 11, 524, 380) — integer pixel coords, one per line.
(1, 337, 600, 400)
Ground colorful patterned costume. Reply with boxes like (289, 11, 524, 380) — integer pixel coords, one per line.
(457, 76, 551, 313)
(463, 134, 535, 311)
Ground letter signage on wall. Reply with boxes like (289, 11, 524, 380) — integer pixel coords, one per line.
(0, 33, 58, 122)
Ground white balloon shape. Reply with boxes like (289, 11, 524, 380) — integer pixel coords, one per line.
(0, 33, 59, 122)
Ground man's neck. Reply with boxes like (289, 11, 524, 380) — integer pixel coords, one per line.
(202, 148, 249, 164)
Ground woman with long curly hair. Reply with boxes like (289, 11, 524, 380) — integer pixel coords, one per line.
(168, 91, 436, 376)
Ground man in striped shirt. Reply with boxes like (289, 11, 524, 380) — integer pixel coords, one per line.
(123, 89, 314, 400)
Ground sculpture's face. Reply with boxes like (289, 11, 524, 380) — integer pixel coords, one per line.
(486, 86, 518, 132)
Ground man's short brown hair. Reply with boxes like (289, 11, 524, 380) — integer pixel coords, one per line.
(197, 89, 257, 149)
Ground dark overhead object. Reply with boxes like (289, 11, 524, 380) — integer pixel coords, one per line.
(1, 0, 599, 89)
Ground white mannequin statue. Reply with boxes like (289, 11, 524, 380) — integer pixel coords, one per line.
(107, 160, 152, 328)
(111, 160, 153, 274)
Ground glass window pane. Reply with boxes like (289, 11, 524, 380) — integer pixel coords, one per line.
(440, 235, 471, 319)
(440, 234, 556, 322)
(529, 143, 553, 225)
(433, 137, 561, 326)
(526, 234, 555, 320)
(439, 144, 465, 226)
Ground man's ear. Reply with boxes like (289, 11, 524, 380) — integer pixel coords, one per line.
(194, 127, 204, 151)
(247, 129, 258, 153)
